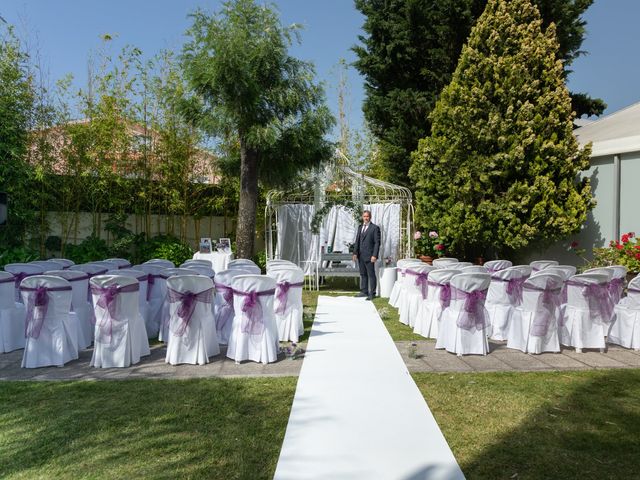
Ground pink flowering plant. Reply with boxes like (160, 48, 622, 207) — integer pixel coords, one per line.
(414, 230, 446, 257)
(570, 232, 640, 273)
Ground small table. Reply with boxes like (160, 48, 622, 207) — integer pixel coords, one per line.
(192, 250, 234, 274)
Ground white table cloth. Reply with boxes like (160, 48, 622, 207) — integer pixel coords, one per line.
(192, 250, 234, 274)
(379, 267, 397, 298)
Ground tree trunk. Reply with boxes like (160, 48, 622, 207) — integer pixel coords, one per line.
(236, 138, 259, 258)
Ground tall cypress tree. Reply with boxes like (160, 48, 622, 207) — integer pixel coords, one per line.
(409, 0, 593, 258)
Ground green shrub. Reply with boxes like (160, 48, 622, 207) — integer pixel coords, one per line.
(64, 235, 111, 264)
(0, 246, 39, 268)
(252, 250, 267, 273)
(147, 236, 194, 266)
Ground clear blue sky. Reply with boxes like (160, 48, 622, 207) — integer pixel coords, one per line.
(2, 0, 639, 135)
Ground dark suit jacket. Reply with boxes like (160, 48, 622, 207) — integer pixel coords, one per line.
(353, 222, 381, 260)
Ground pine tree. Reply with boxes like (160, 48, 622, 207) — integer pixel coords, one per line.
(409, 0, 593, 258)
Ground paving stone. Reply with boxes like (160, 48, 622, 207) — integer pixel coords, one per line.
(458, 354, 513, 372)
(534, 353, 590, 370)
(562, 350, 628, 368)
(490, 350, 553, 371)
(421, 350, 474, 372)
(603, 349, 640, 367)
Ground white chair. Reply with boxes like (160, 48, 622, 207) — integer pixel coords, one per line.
(182, 264, 216, 279)
(106, 269, 149, 333)
(4, 263, 44, 302)
(461, 266, 488, 274)
(20, 275, 79, 368)
(486, 266, 528, 341)
(46, 269, 93, 349)
(432, 257, 459, 268)
(228, 259, 258, 268)
(88, 261, 116, 272)
(228, 263, 261, 274)
(165, 275, 220, 365)
(605, 265, 628, 305)
(90, 275, 150, 367)
(226, 275, 279, 364)
(55, 258, 75, 268)
(213, 269, 253, 345)
(436, 273, 491, 355)
(104, 258, 132, 269)
(30, 260, 60, 272)
(267, 267, 304, 342)
(583, 267, 614, 280)
(134, 263, 166, 338)
(484, 260, 513, 273)
(541, 265, 577, 304)
(560, 273, 612, 352)
(455, 262, 473, 268)
(530, 260, 559, 272)
(608, 276, 640, 350)
(69, 263, 109, 302)
(181, 259, 213, 268)
(507, 273, 563, 354)
(413, 268, 459, 339)
(158, 268, 197, 341)
(389, 259, 423, 308)
(45, 259, 67, 270)
(145, 259, 175, 269)
(266, 259, 296, 272)
(399, 264, 435, 328)
(0, 272, 25, 352)
(513, 265, 533, 279)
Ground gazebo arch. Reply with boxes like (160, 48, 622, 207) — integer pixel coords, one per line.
(264, 150, 414, 272)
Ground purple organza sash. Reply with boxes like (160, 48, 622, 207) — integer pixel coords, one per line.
(233, 288, 276, 335)
(275, 281, 304, 314)
(13, 272, 33, 289)
(0, 275, 15, 284)
(524, 284, 562, 336)
(146, 274, 162, 301)
(406, 269, 429, 299)
(90, 283, 139, 344)
(451, 287, 488, 331)
(566, 280, 614, 323)
(608, 278, 625, 305)
(214, 282, 235, 332)
(21, 285, 72, 339)
(493, 276, 525, 304)
(628, 288, 640, 295)
(427, 280, 451, 307)
(166, 287, 213, 336)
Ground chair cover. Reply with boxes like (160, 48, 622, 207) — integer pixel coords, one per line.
(213, 269, 254, 345)
(226, 275, 279, 364)
(389, 259, 423, 308)
(507, 273, 563, 354)
(436, 273, 491, 355)
(69, 263, 109, 301)
(455, 262, 473, 268)
(399, 264, 436, 328)
(266, 260, 297, 272)
(486, 266, 528, 341)
(0, 272, 25, 352)
(228, 259, 258, 268)
(182, 264, 216, 278)
(30, 260, 60, 272)
(88, 261, 115, 272)
(104, 258, 132, 269)
(227, 263, 261, 274)
(144, 258, 175, 269)
(4, 263, 44, 302)
(181, 259, 213, 268)
(461, 266, 488, 274)
(134, 263, 166, 338)
(165, 275, 220, 365)
(513, 265, 533, 278)
(89, 275, 150, 367)
(542, 265, 577, 281)
(46, 259, 68, 270)
(608, 265, 628, 305)
(432, 257, 459, 268)
(608, 276, 640, 350)
(46, 269, 92, 349)
(157, 268, 197, 341)
(267, 267, 304, 342)
(484, 260, 513, 273)
(560, 273, 611, 351)
(106, 269, 149, 332)
(413, 268, 459, 339)
(529, 260, 559, 272)
(20, 275, 79, 368)
(55, 258, 75, 268)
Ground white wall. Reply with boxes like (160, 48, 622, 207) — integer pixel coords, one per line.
(620, 151, 640, 235)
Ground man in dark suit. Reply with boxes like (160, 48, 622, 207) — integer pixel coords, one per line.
(352, 210, 381, 300)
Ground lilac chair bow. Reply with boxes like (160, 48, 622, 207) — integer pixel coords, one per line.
(427, 280, 452, 307)
(147, 274, 163, 301)
(407, 269, 429, 299)
(275, 281, 304, 314)
(0, 275, 14, 285)
(608, 278, 625, 305)
(493, 276, 525, 304)
(214, 282, 235, 331)
(566, 280, 614, 324)
(524, 284, 562, 336)
(234, 288, 276, 335)
(21, 285, 72, 339)
(90, 283, 139, 344)
(451, 287, 488, 331)
(166, 287, 213, 336)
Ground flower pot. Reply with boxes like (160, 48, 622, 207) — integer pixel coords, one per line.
(475, 256, 484, 266)
(420, 255, 433, 265)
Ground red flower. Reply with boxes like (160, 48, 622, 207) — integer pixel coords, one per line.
(635, 245, 640, 250)
(630, 232, 636, 239)
(622, 234, 630, 244)
(616, 242, 623, 250)
(435, 244, 445, 251)
(570, 241, 579, 249)
(635, 253, 640, 261)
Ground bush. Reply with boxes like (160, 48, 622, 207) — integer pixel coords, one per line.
(146, 236, 194, 266)
(252, 250, 267, 273)
(0, 246, 39, 268)
(576, 232, 640, 274)
(64, 235, 111, 264)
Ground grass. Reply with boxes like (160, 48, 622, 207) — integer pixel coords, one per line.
(0, 377, 296, 480)
(414, 369, 640, 479)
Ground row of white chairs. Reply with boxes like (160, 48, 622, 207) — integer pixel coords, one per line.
(389, 258, 639, 355)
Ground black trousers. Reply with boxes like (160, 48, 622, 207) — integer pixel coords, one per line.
(358, 256, 377, 296)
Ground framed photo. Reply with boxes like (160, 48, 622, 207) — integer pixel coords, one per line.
(218, 238, 231, 252)
(199, 237, 212, 254)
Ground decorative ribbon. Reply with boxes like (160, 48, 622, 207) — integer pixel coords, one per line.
(90, 283, 139, 344)
(275, 281, 304, 314)
(166, 287, 213, 336)
(0, 275, 15, 284)
(21, 285, 72, 339)
(492, 276, 526, 304)
(214, 282, 235, 332)
(566, 280, 614, 324)
(628, 288, 640, 294)
(406, 269, 429, 299)
(523, 284, 562, 336)
(451, 287, 488, 331)
(427, 280, 452, 307)
(146, 274, 163, 301)
(608, 277, 625, 305)
(233, 288, 276, 335)
(13, 272, 33, 290)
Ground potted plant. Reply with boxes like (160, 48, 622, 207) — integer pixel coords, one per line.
(571, 232, 640, 281)
(414, 230, 446, 264)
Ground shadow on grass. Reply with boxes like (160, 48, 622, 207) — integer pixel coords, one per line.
(415, 369, 640, 479)
(0, 377, 296, 480)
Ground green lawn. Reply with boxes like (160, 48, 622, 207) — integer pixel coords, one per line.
(0, 378, 296, 480)
(415, 369, 640, 479)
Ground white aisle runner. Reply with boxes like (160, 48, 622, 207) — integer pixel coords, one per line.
(274, 296, 465, 480)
